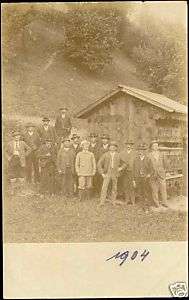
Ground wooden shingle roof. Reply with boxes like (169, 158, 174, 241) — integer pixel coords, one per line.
(75, 85, 187, 118)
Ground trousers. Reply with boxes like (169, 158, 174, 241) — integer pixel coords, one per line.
(150, 177, 168, 207)
(25, 151, 40, 183)
(100, 174, 118, 203)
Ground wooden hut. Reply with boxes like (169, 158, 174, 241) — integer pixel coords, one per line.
(75, 85, 187, 196)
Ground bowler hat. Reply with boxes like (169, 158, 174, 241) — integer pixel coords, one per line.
(71, 134, 80, 140)
(101, 133, 110, 140)
(42, 117, 50, 122)
(26, 122, 36, 128)
(137, 143, 148, 150)
(89, 133, 98, 138)
(59, 107, 68, 111)
(12, 131, 21, 137)
(109, 141, 118, 147)
(150, 140, 159, 147)
(125, 140, 134, 145)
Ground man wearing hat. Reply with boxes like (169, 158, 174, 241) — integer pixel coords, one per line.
(98, 133, 110, 159)
(37, 117, 57, 145)
(89, 133, 100, 196)
(6, 130, 31, 194)
(97, 141, 126, 206)
(23, 123, 40, 184)
(37, 138, 57, 197)
(75, 140, 96, 201)
(57, 138, 75, 198)
(133, 144, 151, 212)
(55, 107, 72, 139)
(70, 134, 81, 195)
(148, 140, 169, 209)
(120, 140, 136, 205)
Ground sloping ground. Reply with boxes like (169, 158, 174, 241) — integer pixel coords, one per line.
(3, 49, 149, 121)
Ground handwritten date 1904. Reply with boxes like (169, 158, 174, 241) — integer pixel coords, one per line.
(106, 249, 150, 266)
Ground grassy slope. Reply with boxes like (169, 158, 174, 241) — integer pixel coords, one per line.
(3, 48, 149, 123)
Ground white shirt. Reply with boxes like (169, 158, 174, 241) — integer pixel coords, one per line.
(61, 114, 66, 119)
(43, 125, 49, 131)
(28, 131, 34, 136)
(139, 155, 145, 161)
(127, 149, 132, 154)
(91, 143, 96, 148)
(110, 152, 116, 168)
(103, 144, 109, 149)
(14, 141, 20, 155)
(73, 143, 78, 149)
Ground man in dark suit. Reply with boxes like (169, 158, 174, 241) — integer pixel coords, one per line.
(133, 144, 151, 212)
(37, 117, 57, 145)
(89, 133, 100, 196)
(37, 138, 57, 197)
(70, 134, 81, 195)
(55, 107, 72, 139)
(98, 133, 110, 159)
(148, 140, 169, 209)
(23, 123, 40, 184)
(57, 138, 75, 198)
(97, 141, 126, 206)
(120, 140, 136, 205)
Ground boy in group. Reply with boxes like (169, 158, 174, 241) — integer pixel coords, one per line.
(75, 140, 96, 201)
(23, 123, 40, 184)
(133, 144, 151, 213)
(57, 138, 75, 199)
(6, 130, 31, 194)
(148, 140, 169, 210)
(120, 140, 136, 205)
(37, 138, 57, 197)
(37, 117, 57, 145)
(97, 141, 127, 207)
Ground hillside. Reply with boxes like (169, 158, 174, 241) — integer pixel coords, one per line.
(3, 48, 149, 123)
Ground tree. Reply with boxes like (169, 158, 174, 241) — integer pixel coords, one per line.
(62, 3, 124, 72)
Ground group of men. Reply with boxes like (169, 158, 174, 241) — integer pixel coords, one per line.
(6, 107, 169, 212)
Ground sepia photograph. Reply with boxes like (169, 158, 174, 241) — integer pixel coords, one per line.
(2, 1, 188, 298)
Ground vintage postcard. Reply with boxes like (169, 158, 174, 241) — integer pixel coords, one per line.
(2, 1, 188, 298)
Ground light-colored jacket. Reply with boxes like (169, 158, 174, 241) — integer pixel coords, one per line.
(75, 150, 96, 176)
(6, 140, 31, 167)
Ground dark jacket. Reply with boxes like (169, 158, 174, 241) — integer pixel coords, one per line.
(89, 142, 100, 161)
(37, 125, 57, 145)
(97, 151, 126, 177)
(37, 144, 57, 168)
(119, 150, 136, 178)
(148, 151, 167, 180)
(98, 144, 109, 160)
(133, 156, 150, 178)
(55, 115, 72, 138)
(57, 148, 75, 174)
(23, 130, 40, 151)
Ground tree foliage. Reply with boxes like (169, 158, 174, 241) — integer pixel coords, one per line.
(62, 3, 124, 72)
(122, 13, 186, 103)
